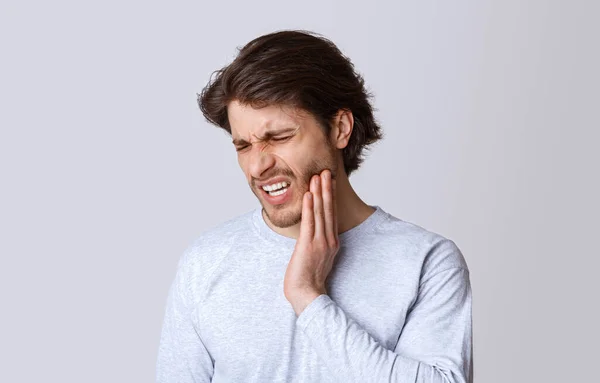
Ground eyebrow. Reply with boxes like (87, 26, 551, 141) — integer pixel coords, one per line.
(232, 126, 299, 146)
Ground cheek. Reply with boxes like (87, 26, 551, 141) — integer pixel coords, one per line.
(289, 160, 314, 187)
(278, 151, 302, 172)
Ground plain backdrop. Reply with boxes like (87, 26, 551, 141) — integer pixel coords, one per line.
(1, 1, 598, 382)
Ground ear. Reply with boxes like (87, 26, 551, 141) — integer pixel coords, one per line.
(329, 109, 354, 149)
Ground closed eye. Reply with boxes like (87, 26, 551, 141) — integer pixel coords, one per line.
(235, 136, 291, 152)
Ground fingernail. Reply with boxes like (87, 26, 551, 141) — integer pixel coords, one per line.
(307, 192, 312, 200)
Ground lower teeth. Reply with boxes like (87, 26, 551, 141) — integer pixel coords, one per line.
(269, 187, 288, 196)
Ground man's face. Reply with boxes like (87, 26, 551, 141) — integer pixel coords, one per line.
(228, 100, 338, 228)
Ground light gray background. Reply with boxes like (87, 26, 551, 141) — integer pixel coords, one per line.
(1, 1, 598, 382)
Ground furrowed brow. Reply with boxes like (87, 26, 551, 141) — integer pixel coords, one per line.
(232, 126, 299, 146)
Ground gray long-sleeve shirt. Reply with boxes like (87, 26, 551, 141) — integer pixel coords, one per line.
(156, 205, 472, 382)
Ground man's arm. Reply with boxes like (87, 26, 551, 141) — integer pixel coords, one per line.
(295, 259, 472, 382)
(156, 247, 214, 383)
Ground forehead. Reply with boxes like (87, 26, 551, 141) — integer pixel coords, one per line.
(227, 100, 308, 138)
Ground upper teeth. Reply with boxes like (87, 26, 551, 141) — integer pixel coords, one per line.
(262, 181, 288, 191)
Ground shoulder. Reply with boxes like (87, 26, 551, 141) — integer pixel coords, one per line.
(376, 209, 469, 280)
(175, 209, 255, 288)
(187, 209, 255, 255)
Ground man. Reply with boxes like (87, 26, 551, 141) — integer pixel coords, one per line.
(156, 30, 472, 383)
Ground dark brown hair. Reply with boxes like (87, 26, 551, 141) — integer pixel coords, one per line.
(198, 30, 383, 176)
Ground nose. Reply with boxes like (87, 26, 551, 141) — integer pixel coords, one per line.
(248, 147, 276, 180)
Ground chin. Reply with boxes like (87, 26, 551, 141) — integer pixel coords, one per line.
(262, 203, 302, 228)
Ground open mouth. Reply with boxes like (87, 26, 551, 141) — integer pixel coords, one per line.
(262, 182, 290, 196)
(263, 182, 290, 197)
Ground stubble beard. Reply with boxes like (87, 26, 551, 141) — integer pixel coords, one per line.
(259, 147, 338, 229)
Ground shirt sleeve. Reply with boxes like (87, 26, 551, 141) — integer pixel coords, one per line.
(295, 266, 472, 383)
(156, 248, 214, 383)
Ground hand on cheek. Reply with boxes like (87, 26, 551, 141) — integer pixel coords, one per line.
(284, 169, 340, 316)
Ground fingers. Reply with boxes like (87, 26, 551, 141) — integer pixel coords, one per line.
(321, 169, 337, 246)
(303, 170, 338, 246)
(311, 175, 325, 240)
(300, 191, 314, 240)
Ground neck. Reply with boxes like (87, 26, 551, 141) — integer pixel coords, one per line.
(262, 173, 375, 240)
